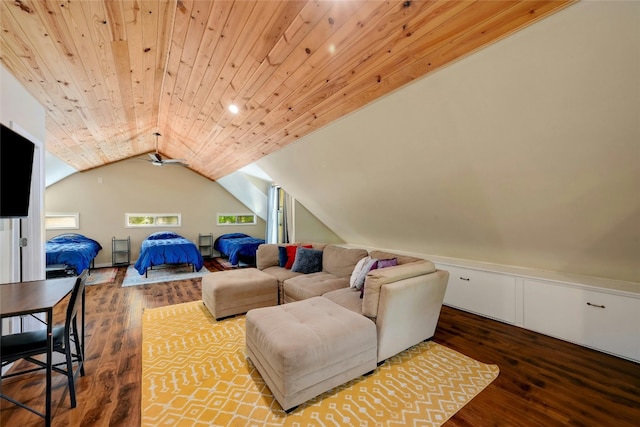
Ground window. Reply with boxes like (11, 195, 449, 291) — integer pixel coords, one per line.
(217, 213, 256, 226)
(45, 213, 79, 230)
(126, 213, 181, 228)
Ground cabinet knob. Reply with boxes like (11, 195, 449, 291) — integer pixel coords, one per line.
(586, 302, 606, 309)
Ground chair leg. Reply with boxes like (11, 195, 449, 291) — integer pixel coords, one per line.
(65, 337, 77, 408)
(72, 320, 85, 377)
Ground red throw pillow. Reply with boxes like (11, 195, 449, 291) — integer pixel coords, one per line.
(284, 246, 297, 269)
(285, 244, 312, 269)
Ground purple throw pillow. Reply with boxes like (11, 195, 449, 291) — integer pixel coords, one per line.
(377, 258, 398, 269)
(360, 258, 398, 298)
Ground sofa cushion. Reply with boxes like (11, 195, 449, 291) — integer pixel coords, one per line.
(283, 272, 350, 303)
(261, 266, 302, 286)
(256, 244, 279, 270)
(322, 245, 368, 278)
(291, 247, 323, 274)
(362, 260, 436, 318)
(322, 288, 364, 316)
(302, 242, 328, 251)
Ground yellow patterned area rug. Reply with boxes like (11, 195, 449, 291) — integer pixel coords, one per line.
(142, 301, 499, 427)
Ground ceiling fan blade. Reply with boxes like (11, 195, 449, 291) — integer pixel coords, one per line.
(149, 153, 161, 162)
(163, 159, 187, 164)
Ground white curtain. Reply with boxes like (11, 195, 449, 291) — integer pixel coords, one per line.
(266, 185, 279, 244)
(266, 185, 293, 244)
(282, 190, 292, 244)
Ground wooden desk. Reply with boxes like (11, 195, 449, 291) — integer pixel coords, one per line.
(1, 276, 77, 427)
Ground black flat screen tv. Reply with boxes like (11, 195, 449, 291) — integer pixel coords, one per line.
(1, 123, 35, 218)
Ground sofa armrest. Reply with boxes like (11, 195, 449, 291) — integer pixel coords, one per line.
(375, 269, 449, 362)
(256, 244, 279, 270)
(362, 260, 436, 318)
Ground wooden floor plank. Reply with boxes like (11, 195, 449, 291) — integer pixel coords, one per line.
(1, 258, 639, 426)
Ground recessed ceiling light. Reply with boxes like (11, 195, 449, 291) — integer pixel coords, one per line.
(228, 104, 239, 114)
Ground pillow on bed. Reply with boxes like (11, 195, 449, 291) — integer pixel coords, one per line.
(291, 247, 323, 274)
(219, 232, 250, 240)
(147, 231, 180, 240)
(48, 233, 85, 244)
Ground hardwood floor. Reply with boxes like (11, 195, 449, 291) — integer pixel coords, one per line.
(2, 259, 639, 426)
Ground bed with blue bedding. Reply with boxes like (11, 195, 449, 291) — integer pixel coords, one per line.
(214, 232, 265, 266)
(46, 233, 102, 275)
(134, 231, 204, 276)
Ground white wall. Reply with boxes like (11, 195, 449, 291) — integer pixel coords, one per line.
(257, 1, 640, 283)
(0, 64, 46, 283)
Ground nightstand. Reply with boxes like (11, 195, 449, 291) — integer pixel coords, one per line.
(198, 233, 214, 258)
(112, 236, 130, 266)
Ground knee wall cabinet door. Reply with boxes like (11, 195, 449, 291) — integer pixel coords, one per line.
(441, 265, 517, 324)
(523, 279, 640, 362)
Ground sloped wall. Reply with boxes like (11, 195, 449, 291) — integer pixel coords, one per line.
(257, 1, 640, 283)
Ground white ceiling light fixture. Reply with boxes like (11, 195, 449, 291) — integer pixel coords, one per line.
(228, 104, 239, 114)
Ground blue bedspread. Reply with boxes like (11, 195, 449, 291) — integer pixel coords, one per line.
(46, 233, 102, 274)
(134, 231, 204, 275)
(214, 233, 265, 266)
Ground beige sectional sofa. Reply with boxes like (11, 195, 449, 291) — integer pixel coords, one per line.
(256, 243, 366, 303)
(255, 243, 449, 363)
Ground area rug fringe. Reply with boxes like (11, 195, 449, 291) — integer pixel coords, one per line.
(142, 301, 499, 427)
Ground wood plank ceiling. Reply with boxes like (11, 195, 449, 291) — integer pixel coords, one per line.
(1, 0, 575, 181)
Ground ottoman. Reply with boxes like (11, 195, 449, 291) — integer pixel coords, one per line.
(201, 268, 278, 319)
(245, 296, 377, 411)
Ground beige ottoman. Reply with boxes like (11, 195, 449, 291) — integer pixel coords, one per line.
(201, 268, 278, 320)
(245, 296, 377, 412)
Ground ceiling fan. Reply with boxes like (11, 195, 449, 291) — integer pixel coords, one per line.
(148, 132, 188, 166)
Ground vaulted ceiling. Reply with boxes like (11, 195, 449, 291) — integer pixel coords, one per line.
(1, 0, 573, 181)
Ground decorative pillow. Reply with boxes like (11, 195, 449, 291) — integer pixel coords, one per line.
(377, 258, 398, 269)
(291, 247, 323, 274)
(278, 246, 288, 267)
(360, 258, 398, 298)
(146, 231, 180, 240)
(285, 245, 311, 269)
(284, 246, 298, 269)
(353, 258, 378, 291)
(350, 256, 371, 288)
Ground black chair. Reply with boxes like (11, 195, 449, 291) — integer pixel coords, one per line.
(1, 269, 88, 408)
